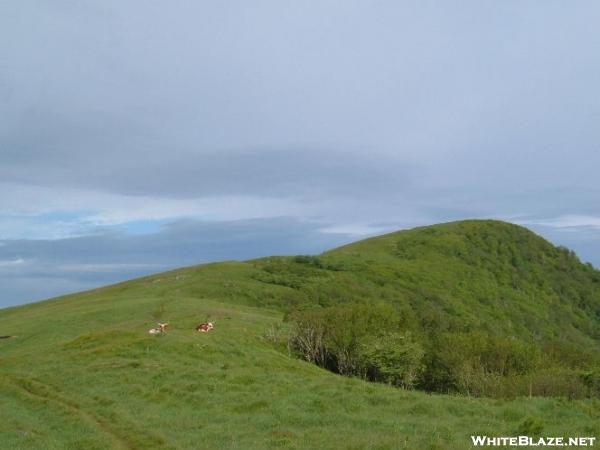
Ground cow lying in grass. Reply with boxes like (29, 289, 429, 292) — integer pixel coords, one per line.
(196, 322, 214, 333)
(149, 323, 168, 335)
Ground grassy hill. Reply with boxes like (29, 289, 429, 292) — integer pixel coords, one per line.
(1, 220, 599, 449)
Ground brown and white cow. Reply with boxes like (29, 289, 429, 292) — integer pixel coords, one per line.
(149, 323, 168, 335)
(196, 322, 214, 333)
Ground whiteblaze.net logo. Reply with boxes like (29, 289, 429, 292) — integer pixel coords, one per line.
(471, 436, 596, 447)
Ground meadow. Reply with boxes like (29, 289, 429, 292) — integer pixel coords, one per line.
(1, 220, 599, 449)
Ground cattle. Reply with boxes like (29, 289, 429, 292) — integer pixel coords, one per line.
(149, 323, 168, 335)
(196, 322, 214, 333)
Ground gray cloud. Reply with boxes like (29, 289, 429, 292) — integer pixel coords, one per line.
(0, 217, 354, 307)
(0, 1, 598, 305)
(0, 143, 414, 199)
(1, 214, 598, 309)
(2, 1, 598, 198)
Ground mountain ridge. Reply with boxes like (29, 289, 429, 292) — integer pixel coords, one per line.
(1, 219, 599, 449)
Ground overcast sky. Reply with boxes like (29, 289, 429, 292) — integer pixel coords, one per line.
(1, 1, 599, 307)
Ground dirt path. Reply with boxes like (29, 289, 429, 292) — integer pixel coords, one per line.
(2, 375, 171, 450)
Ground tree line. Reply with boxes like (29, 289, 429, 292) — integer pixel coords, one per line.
(287, 302, 600, 399)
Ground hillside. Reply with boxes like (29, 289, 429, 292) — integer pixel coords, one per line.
(274, 220, 600, 344)
(249, 220, 600, 397)
(323, 219, 600, 342)
(1, 220, 599, 449)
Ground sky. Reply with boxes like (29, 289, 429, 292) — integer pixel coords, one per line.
(1, 1, 599, 307)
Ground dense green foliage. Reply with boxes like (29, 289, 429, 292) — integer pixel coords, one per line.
(1, 220, 599, 449)
(288, 303, 425, 388)
(254, 220, 600, 398)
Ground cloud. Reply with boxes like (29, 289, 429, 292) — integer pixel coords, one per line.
(511, 215, 600, 269)
(2, 1, 598, 202)
(0, 217, 355, 307)
(517, 215, 600, 230)
(0, 1, 598, 305)
(0, 258, 25, 268)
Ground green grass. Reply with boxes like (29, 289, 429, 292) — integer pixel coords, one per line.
(1, 220, 599, 449)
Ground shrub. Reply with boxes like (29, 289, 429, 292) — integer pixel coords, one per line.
(358, 332, 424, 388)
(288, 309, 328, 366)
(289, 302, 411, 379)
(422, 333, 541, 396)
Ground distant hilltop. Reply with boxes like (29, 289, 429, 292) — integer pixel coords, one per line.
(1, 219, 599, 448)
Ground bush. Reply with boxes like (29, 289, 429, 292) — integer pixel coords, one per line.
(358, 332, 424, 388)
(288, 309, 328, 366)
(289, 302, 420, 382)
(422, 332, 541, 396)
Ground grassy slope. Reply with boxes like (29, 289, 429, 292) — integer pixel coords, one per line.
(1, 221, 599, 449)
(318, 220, 600, 345)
